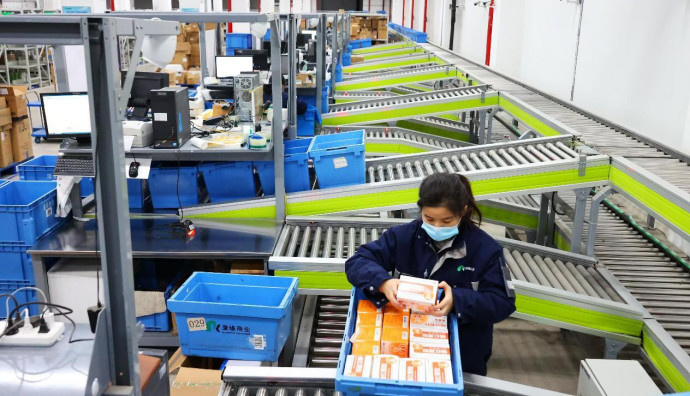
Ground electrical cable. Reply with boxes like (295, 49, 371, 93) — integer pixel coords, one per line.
(0, 293, 20, 322)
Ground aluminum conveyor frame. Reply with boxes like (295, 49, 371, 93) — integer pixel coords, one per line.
(335, 65, 462, 92)
(181, 136, 609, 219)
(355, 46, 425, 62)
(343, 53, 443, 74)
(268, 217, 644, 344)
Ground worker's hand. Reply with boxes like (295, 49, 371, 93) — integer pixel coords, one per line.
(378, 278, 403, 309)
(428, 281, 454, 316)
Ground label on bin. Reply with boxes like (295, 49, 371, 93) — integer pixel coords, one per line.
(45, 206, 53, 217)
(252, 335, 266, 350)
(187, 317, 207, 331)
(333, 157, 348, 169)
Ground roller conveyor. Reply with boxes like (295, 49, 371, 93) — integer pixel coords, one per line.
(320, 125, 467, 153)
(335, 65, 461, 92)
(395, 116, 472, 142)
(181, 136, 610, 218)
(333, 90, 398, 104)
(322, 86, 498, 126)
(342, 53, 442, 74)
(356, 46, 425, 62)
(350, 41, 416, 55)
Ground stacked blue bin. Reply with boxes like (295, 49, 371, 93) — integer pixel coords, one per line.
(254, 138, 313, 195)
(299, 87, 329, 114)
(148, 164, 201, 209)
(308, 130, 366, 189)
(0, 181, 64, 318)
(342, 52, 352, 66)
(297, 105, 322, 137)
(135, 268, 185, 332)
(198, 162, 256, 203)
(225, 33, 253, 55)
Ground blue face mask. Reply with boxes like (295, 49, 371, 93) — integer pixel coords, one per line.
(421, 221, 459, 242)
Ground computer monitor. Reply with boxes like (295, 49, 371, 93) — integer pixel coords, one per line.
(302, 30, 317, 41)
(296, 33, 309, 47)
(121, 71, 169, 118)
(216, 56, 254, 79)
(233, 49, 270, 71)
(264, 40, 289, 57)
(305, 42, 317, 63)
(41, 92, 92, 140)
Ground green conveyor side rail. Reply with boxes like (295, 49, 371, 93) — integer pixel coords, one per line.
(360, 47, 425, 61)
(335, 70, 460, 92)
(477, 203, 539, 230)
(343, 56, 444, 73)
(351, 42, 415, 55)
(643, 330, 690, 391)
(365, 142, 428, 155)
(498, 95, 563, 137)
(395, 120, 471, 142)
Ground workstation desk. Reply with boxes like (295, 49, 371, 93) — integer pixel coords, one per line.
(28, 217, 283, 347)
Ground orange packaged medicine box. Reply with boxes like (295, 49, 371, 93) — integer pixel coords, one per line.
(383, 312, 410, 329)
(371, 355, 400, 380)
(410, 327, 449, 344)
(396, 275, 438, 311)
(409, 342, 452, 360)
(381, 327, 409, 358)
(358, 300, 382, 314)
(383, 303, 410, 315)
(410, 313, 448, 330)
(344, 354, 373, 378)
(351, 326, 381, 355)
(357, 311, 383, 327)
(426, 359, 454, 384)
(398, 358, 426, 382)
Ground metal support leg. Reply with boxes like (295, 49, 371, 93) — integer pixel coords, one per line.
(198, 22, 208, 79)
(604, 338, 627, 359)
(585, 186, 613, 256)
(330, 13, 337, 91)
(646, 214, 655, 229)
(487, 109, 494, 142)
(269, 19, 286, 220)
(545, 193, 557, 247)
(52, 45, 69, 90)
(315, 15, 326, 114)
(536, 193, 551, 245)
(287, 14, 297, 139)
(478, 110, 487, 145)
(570, 188, 590, 254)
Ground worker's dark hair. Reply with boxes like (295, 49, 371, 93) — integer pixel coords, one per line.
(417, 173, 482, 228)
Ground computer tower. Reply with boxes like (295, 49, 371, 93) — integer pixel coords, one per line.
(233, 72, 262, 123)
(150, 86, 191, 149)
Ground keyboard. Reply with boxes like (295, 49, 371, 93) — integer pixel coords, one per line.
(54, 155, 95, 177)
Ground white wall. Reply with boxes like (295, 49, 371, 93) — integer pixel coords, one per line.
(390, 0, 403, 25)
(442, 0, 690, 155)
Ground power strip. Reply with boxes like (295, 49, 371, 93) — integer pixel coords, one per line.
(0, 310, 66, 347)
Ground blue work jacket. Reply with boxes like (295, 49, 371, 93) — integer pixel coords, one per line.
(344, 218, 516, 375)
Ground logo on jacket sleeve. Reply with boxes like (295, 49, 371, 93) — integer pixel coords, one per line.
(457, 265, 475, 272)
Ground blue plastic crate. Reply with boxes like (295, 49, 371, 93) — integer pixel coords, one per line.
(298, 87, 329, 114)
(0, 181, 63, 245)
(137, 271, 185, 332)
(168, 272, 299, 361)
(308, 130, 365, 189)
(198, 162, 255, 203)
(253, 137, 312, 195)
(335, 289, 464, 395)
(342, 52, 352, 66)
(226, 33, 253, 54)
(411, 31, 428, 43)
(297, 106, 321, 137)
(148, 165, 200, 209)
(0, 280, 38, 319)
(336, 64, 344, 83)
(128, 179, 146, 209)
(80, 178, 94, 198)
(17, 155, 57, 181)
(0, 242, 34, 283)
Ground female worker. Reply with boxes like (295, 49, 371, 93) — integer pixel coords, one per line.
(345, 173, 516, 376)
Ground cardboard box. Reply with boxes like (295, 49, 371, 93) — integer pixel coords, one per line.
(171, 367, 223, 396)
(371, 355, 399, 380)
(0, 107, 11, 127)
(0, 127, 13, 168)
(10, 117, 32, 162)
(190, 45, 201, 57)
(171, 51, 189, 69)
(351, 55, 365, 63)
(176, 41, 192, 54)
(186, 70, 201, 85)
(189, 55, 201, 68)
(0, 97, 7, 109)
(410, 327, 449, 345)
(300, 19, 306, 30)
(212, 101, 232, 117)
(399, 358, 426, 382)
(351, 325, 381, 355)
(350, 24, 360, 35)
(426, 359, 453, 384)
(381, 327, 409, 358)
(356, 311, 383, 327)
(410, 313, 447, 330)
(409, 342, 451, 360)
(0, 85, 28, 118)
(344, 355, 373, 378)
(397, 276, 439, 311)
(378, 20, 388, 30)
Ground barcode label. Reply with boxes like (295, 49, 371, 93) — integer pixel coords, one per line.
(252, 335, 266, 350)
(45, 207, 53, 217)
(333, 157, 348, 169)
(187, 317, 206, 332)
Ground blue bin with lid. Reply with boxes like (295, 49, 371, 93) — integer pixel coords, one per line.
(167, 272, 299, 361)
(254, 138, 312, 195)
(0, 181, 63, 245)
(198, 162, 255, 203)
(148, 165, 200, 209)
(335, 288, 464, 395)
(0, 280, 38, 319)
(308, 130, 365, 189)
(17, 155, 57, 181)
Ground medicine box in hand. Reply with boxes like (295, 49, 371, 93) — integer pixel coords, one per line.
(396, 275, 439, 311)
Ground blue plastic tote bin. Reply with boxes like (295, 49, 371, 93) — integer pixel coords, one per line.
(80, 178, 94, 198)
(0, 242, 34, 283)
(308, 130, 366, 189)
(18, 155, 57, 180)
(297, 106, 321, 137)
(167, 272, 299, 361)
(299, 87, 329, 114)
(136, 271, 185, 332)
(148, 165, 199, 209)
(198, 162, 255, 203)
(335, 288, 464, 395)
(411, 31, 428, 43)
(254, 137, 312, 195)
(225, 33, 253, 55)
(0, 280, 38, 319)
(335, 64, 344, 82)
(127, 179, 146, 209)
(0, 181, 63, 245)
(342, 52, 351, 66)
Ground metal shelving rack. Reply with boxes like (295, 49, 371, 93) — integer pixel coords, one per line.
(0, 44, 53, 87)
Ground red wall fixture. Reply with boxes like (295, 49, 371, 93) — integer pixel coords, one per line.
(485, 0, 495, 66)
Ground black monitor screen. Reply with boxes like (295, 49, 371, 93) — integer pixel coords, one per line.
(234, 49, 270, 71)
(264, 40, 289, 57)
(121, 71, 169, 107)
(296, 33, 309, 47)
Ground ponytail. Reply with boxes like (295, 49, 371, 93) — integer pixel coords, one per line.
(417, 173, 482, 228)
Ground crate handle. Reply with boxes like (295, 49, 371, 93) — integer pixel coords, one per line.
(325, 146, 348, 152)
